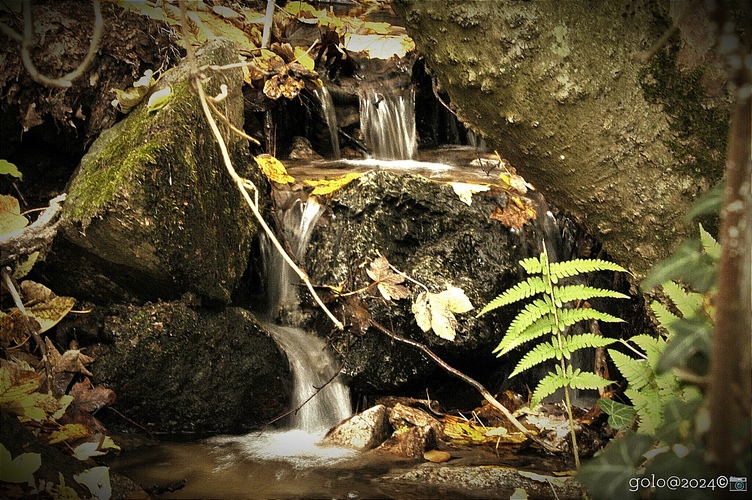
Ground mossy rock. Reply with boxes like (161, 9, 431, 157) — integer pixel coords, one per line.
(60, 38, 266, 304)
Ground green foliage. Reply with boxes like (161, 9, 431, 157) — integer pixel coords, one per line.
(580, 224, 727, 499)
(0, 159, 23, 180)
(479, 249, 629, 467)
(478, 251, 628, 407)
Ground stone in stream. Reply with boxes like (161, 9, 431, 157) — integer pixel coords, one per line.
(322, 404, 391, 451)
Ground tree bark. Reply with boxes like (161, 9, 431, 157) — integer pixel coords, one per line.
(393, 0, 730, 277)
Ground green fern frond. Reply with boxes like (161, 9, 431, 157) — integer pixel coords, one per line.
(625, 387, 663, 435)
(566, 368, 613, 391)
(530, 369, 568, 408)
(628, 334, 666, 368)
(553, 284, 630, 305)
(510, 341, 558, 378)
(476, 276, 548, 317)
(698, 223, 720, 261)
(548, 258, 628, 283)
(519, 255, 545, 275)
(558, 333, 617, 357)
(494, 316, 555, 356)
(609, 349, 653, 391)
(662, 281, 704, 319)
(557, 308, 625, 330)
(650, 301, 679, 336)
(504, 296, 554, 339)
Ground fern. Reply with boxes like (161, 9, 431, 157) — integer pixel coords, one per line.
(479, 249, 628, 467)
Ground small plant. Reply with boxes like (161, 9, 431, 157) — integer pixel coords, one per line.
(477, 247, 629, 467)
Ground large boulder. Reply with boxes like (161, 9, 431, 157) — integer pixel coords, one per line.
(393, 0, 731, 277)
(90, 300, 291, 434)
(53, 38, 266, 304)
(301, 170, 636, 392)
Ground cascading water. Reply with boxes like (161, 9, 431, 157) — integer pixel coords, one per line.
(312, 86, 341, 159)
(359, 85, 417, 160)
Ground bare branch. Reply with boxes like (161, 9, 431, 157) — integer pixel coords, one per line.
(0, 194, 66, 267)
(19, 0, 103, 89)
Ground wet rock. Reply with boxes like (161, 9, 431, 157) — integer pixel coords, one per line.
(304, 169, 538, 391)
(90, 300, 291, 434)
(389, 403, 443, 439)
(376, 424, 437, 459)
(322, 404, 391, 451)
(54, 38, 267, 305)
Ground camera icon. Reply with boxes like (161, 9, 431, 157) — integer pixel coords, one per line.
(729, 476, 747, 492)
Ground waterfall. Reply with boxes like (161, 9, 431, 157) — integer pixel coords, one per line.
(260, 197, 351, 433)
(312, 86, 341, 159)
(359, 86, 417, 160)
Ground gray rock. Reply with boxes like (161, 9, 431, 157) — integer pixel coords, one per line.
(58, 38, 267, 304)
(322, 404, 391, 451)
(389, 403, 443, 439)
(376, 424, 436, 459)
(90, 300, 290, 434)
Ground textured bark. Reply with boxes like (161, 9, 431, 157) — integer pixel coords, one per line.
(393, 0, 730, 276)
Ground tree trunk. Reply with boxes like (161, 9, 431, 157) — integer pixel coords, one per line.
(393, 0, 729, 277)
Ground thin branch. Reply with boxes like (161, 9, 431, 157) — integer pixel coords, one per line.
(19, 0, 103, 89)
(206, 92, 261, 145)
(261, 0, 275, 49)
(368, 319, 559, 453)
(1, 267, 53, 394)
(0, 194, 66, 267)
(178, 1, 342, 330)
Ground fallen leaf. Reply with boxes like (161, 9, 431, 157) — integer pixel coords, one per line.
(450, 182, 490, 206)
(366, 256, 409, 301)
(254, 155, 294, 184)
(110, 69, 155, 114)
(490, 197, 537, 230)
(303, 173, 362, 196)
(0, 159, 23, 179)
(212, 5, 240, 19)
(74, 466, 112, 500)
(0, 310, 34, 347)
(0, 443, 41, 484)
(48, 423, 91, 445)
(70, 378, 116, 413)
(411, 286, 473, 341)
(0, 194, 28, 236)
(27, 295, 76, 334)
(147, 86, 172, 112)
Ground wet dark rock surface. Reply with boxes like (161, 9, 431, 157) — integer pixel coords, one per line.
(90, 300, 291, 434)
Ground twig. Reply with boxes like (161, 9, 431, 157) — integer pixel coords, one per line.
(206, 92, 261, 145)
(0, 193, 66, 267)
(178, 1, 342, 330)
(261, 0, 275, 49)
(1, 267, 53, 394)
(14, 0, 103, 88)
(368, 319, 559, 453)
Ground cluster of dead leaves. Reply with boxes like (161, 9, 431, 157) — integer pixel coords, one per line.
(364, 255, 474, 341)
(490, 195, 537, 230)
(0, 280, 118, 461)
(245, 43, 319, 101)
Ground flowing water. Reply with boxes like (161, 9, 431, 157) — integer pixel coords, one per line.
(359, 86, 417, 160)
(313, 86, 341, 159)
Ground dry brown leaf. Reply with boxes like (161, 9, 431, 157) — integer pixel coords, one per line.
(27, 296, 76, 334)
(366, 256, 409, 301)
(70, 378, 116, 413)
(411, 286, 474, 341)
(0, 310, 35, 348)
(423, 449, 451, 463)
(490, 198, 537, 230)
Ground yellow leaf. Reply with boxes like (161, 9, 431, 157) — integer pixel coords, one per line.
(294, 46, 316, 72)
(437, 285, 474, 314)
(254, 155, 294, 184)
(0, 194, 28, 236)
(304, 173, 362, 196)
(343, 34, 415, 59)
(147, 86, 172, 112)
(110, 70, 155, 113)
(27, 296, 76, 334)
(212, 5, 241, 19)
(450, 182, 490, 206)
(48, 424, 91, 445)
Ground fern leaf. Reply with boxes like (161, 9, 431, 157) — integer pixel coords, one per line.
(567, 368, 613, 391)
(625, 387, 663, 435)
(509, 341, 558, 378)
(549, 259, 627, 282)
(557, 308, 624, 330)
(504, 297, 554, 340)
(519, 255, 544, 275)
(558, 333, 617, 358)
(493, 316, 555, 356)
(531, 370, 569, 408)
(628, 334, 666, 369)
(649, 301, 679, 337)
(698, 223, 720, 261)
(662, 281, 704, 320)
(609, 349, 653, 391)
(476, 276, 548, 317)
(553, 284, 629, 305)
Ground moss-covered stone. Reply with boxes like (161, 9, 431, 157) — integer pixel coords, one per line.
(91, 301, 291, 434)
(61, 38, 267, 304)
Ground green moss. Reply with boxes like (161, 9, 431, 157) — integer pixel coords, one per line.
(639, 35, 728, 180)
